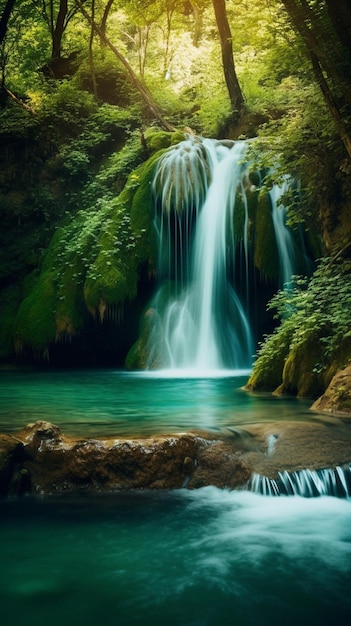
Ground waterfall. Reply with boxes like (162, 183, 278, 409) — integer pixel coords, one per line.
(148, 138, 253, 372)
(250, 465, 351, 498)
(135, 136, 306, 373)
(269, 178, 296, 287)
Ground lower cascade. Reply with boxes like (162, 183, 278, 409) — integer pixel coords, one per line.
(250, 465, 351, 498)
(129, 135, 311, 372)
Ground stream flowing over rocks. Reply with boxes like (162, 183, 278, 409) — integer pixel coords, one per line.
(1, 417, 351, 497)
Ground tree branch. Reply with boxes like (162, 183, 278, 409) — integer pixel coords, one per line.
(74, 0, 176, 132)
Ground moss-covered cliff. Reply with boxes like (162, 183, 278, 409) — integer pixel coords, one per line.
(5, 136, 177, 364)
(247, 256, 351, 398)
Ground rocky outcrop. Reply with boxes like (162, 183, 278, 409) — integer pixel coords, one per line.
(312, 364, 351, 415)
(1, 418, 351, 496)
(0, 421, 251, 496)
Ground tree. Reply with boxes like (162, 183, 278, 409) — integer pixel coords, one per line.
(0, 0, 16, 46)
(211, 0, 245, 116)
(280, 0, 351, 158)
(0, 0, 34, 110)
(40, 0, 79, 61)
(75, 0, 176, 130)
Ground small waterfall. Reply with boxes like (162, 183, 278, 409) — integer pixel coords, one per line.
(250, 465, 351, 498)
(149, 138, 253, 372)
(269, 179, 296, 287)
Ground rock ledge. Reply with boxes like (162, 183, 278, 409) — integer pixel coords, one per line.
(1, 417, 351, 497)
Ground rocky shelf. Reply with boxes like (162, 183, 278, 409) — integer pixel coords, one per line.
(1, 417, 351, 497)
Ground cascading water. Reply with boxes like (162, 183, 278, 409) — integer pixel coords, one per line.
(138, 135, 308, 373)
(250, 465, 351, 498)
(149, 138, 253, 372)
(269, 178, 296, 287)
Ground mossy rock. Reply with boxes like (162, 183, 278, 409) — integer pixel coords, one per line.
(278, 336, 325, 398)
(246, 324, 293, 392)
(233, 192, 246, 243)
(254, 189, 279, 281)
(9, 145, 167, 356)
(13, 272, 57, 355)
(170, 130, 188, 145)
(130, 151, 162, 265)
(125, 306, 167, 370)
(323, 336, 351, 389)
(55, 260, 86, 336)
(84, 260, 136, 316)
(144, 129, 173, 153)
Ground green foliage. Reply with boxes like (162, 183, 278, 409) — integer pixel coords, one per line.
(11, 146, 163, 356)
(246, 82, 349, 230)
(0, 102, 38, 138)
(249, 256, 351, 396)
(77, 49, 141, 107)
(248, 322, 294, 392)
(13, 271, 56, 355)
(38, 80, 98, 143)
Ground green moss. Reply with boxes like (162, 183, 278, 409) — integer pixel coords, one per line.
(125, 305, 167, 370)
(233, 193, 246, 243)
(170, 131, 188, 145)
(254, 189, 279, 281)
(246, 323, 293, 392)
(280, 336, 325, 398)
(130, 152, 162, 264)
(84, 258, 136, 314)
(144, 129, 173, 153)
(55, 259, 86, 336)
(13, 271, 56, 355)
(323, 337, 351, 387)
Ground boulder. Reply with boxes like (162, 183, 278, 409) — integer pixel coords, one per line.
(14, 421, 252, 494)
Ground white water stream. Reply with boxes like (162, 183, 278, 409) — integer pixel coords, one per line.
(150, 139, 254, 371)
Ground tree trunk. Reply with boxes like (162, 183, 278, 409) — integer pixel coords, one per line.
(281, 0, 351, 159)
(0, 0, 16, 46)
(189, 1, 203, 47)
(309, 49, 351, 159)
(75, 0, 176, 131)
(211, 0, 245, 115)
(89, 0, 97, 97)
(100, 0, 115, 38)
(52, 0, 68, 59)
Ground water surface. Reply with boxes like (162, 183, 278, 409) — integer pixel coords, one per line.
(0, 488, 350, 626)
(0, 368, 313, 436)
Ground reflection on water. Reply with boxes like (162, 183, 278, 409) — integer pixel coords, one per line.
(0, 488, 350, 626)
(0, 368, 313, 436)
